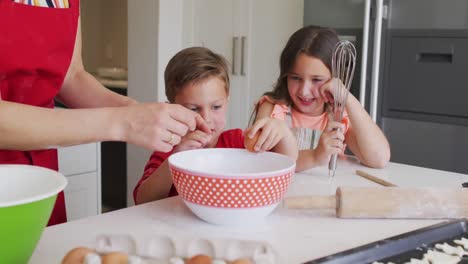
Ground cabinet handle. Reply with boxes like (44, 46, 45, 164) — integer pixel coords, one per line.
(417, 52, 453, 64)
(232, 37, 239, 75)
(241, 36, 246, 76)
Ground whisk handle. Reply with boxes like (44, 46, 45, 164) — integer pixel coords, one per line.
(329, 153, 338, 177)
(328, 125, 341, 177)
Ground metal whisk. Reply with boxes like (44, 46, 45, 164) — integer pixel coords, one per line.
(328, 40, 357, 177)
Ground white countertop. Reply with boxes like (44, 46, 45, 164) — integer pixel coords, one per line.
(30, 157, 468, 263)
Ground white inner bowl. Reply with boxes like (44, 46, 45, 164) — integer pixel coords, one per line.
(0, 165, 67, 207)
(168, 148, 295, 178)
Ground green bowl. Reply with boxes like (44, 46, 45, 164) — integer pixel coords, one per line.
(0, 165, 67, 264)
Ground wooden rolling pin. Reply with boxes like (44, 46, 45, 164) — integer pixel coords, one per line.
(355, 170, 397, 187)
(284, 187, 468, 219)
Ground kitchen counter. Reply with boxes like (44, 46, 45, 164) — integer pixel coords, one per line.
(30, 156, 468, 263)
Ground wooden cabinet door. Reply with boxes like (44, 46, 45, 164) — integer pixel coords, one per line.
(183, 0, 250, 129)
(186, 0, 236, 66)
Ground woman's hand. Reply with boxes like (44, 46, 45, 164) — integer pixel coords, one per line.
(313, 120, 346, 166)
(245, 117, 291, 152)
(172, 130, 213, 153)
(117, 103, 210, 152)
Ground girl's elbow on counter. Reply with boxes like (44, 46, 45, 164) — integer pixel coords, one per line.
(363, 149, 391, 169)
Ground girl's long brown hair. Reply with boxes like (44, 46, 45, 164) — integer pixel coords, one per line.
(264, 25, 340, 106)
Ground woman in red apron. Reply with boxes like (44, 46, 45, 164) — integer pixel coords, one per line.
(0, 0, 209, 226)
(0, 0, 80, 226)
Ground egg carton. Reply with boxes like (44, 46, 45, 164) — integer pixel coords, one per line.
(84, 234, 277, 264)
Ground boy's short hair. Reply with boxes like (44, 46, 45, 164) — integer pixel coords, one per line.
(164, 47, 230, 103)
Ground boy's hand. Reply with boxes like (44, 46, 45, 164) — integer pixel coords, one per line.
(314, 120, 345, 165)
(172, 130, 213, 153)
(245, 117, 290, 152)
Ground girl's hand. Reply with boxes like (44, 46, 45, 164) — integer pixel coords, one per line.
(314, 120, 346, 165)
(173, 130, 213, 153)
(319, 78, 346, 104)
(245, 117, 290, 152)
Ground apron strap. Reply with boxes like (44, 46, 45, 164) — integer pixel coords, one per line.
(286, 106, 323, 150)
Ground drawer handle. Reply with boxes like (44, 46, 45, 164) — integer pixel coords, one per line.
(240, 36, 246, 76)
(417, 52, 453, 64)
(232, 37, 239, 75)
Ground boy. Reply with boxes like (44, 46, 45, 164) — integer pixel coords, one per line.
(134, 47, 297, 204)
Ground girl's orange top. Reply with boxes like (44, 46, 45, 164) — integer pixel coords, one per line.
(257, 96, 349, 150)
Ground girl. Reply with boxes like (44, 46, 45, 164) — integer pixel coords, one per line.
(134, 47, 297, 204)
(250, 25, 390, 172)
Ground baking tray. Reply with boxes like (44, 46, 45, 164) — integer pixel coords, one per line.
(304, 219, 468, 264)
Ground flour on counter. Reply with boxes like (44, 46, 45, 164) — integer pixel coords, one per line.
(434, 242, 467, 257)
(422, 249, 461, 264)
(404, 258, 429, 264)
(454, 237, 468, 250)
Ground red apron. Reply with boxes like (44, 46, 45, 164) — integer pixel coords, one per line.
(0, 0, 79, 226)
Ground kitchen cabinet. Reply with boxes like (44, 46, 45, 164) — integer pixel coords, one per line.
(101, 87, 127, 211)
(58, 143, 101, 221)
(182, 0, 303, 129)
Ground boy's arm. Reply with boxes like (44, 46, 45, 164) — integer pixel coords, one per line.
(270, 121, 298, 160)
(251, 100, 298, 161)
(256, 100, 275, 120)
(135, 159, 173, 204)
(255, 99, 320, 172)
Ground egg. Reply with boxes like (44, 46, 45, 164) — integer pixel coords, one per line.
(244, 131, 260, 152)
(61, 247, 95, 264)
(186, 254, 213, 264)
(101, 252, 129, 264)
(231, 259, 253, 264)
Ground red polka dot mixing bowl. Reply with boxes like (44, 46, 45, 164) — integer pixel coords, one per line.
(168, 149, 295, 225)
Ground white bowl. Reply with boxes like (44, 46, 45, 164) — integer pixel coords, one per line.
(168, 149, 296, 225)
(97, 67, 128, 80)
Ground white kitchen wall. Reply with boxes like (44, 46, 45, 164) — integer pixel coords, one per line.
(127, 0, 184, 206)
(127, 0, 158, 206)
